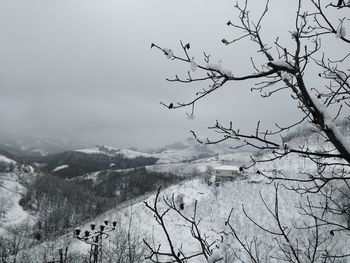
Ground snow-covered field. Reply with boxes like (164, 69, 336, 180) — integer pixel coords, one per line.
(76, 145, 154, 159)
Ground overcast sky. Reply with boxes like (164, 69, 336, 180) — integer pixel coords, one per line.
(0, 0, 342, 149)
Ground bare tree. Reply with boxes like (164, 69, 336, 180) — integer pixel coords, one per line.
(0, 222, 34, 263)
(149, 0, 350, 261)
(143, 187, 220, 263)
(103, 213, 147, 263)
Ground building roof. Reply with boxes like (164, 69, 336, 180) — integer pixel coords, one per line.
(215, 165, 239, 171)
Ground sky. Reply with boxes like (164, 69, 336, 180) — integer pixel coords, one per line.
(0, 0, 344, 149)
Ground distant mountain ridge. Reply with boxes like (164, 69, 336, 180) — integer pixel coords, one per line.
(0, 134, 88, 157)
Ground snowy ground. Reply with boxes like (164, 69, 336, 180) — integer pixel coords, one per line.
(0, 171, 36, 236)
(0, 155, 16, 164)
(0, 154, 36, 241)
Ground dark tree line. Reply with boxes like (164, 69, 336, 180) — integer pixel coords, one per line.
(90, 167, 180, 201)
(18, 167, 181, 242)
(20, 174, 113, 240)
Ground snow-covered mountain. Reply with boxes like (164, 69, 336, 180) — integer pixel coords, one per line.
(73, 138, 236, 167)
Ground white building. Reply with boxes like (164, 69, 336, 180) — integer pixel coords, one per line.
(214, 165, 240, 178)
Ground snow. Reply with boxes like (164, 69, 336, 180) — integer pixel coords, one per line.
(325, 121, 350, 153)
(76, 146, 153, 159)
(76, 148, 102, 154)
(0, 172, 35, 231)
(148, 144, 322, 178)
(152, 137, 235, 163)
(13, 132, 350, 261)
(52, 164, 69, 172)
(269, 59, 294, 70)
(118, 149, 152, 159)
(207, 63, 222, 71)
(15, 143, 350, 262)
(220, 68, 233, 77)
(77, 139, 234, 165)
(206, 63, 233, 77)
(162, 48, 174, 59)
(190, 59, 197, 72)
(281, 71, 293, 82)
(152, 150, 199, 164)
(208, 246, 225, 263)
(83, 171, 100, 183)
(0, 154, 16, 164)
(27, 165, 35, 173)
(310, 95, 350, 154)
(100, 145, 119, 152)
(81, 176, 332, 262)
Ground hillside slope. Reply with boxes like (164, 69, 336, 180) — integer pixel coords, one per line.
(18, 159, 348, 262)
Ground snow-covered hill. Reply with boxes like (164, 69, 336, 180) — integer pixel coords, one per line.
(15, 146, 349, 262)
(20, 171, 347, 262)
(29, 147, 158, 179)
(76, 145, 153, 159)
(74, 138, 236, 166)
(0, 154, 16, 165)
(149, 137, 234, 164)
(0, 161, 36, 236)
